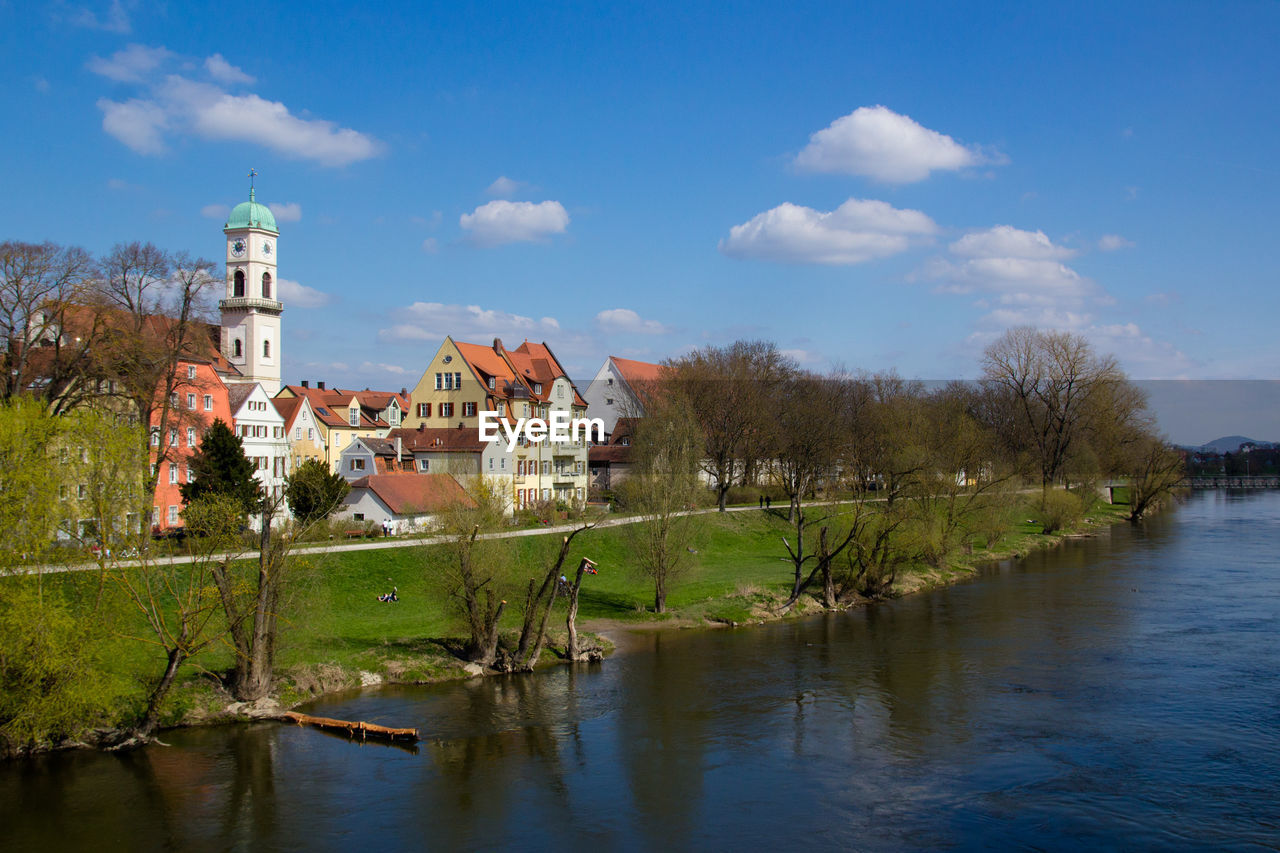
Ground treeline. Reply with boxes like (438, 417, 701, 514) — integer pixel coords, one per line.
(616, 328, 1186, 610)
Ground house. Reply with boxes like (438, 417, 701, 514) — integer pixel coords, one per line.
(588, 417, 638, 491)
(403, 337, 591, 510)
(338, 434, 417, 480)
(272, 394, 325, 467)
(275, 382, 410, 472)
(228, 383, 291, 503)
(582, 356, 663, 441)
(338, 472, 475, 533)
(151, 359, 234, 530)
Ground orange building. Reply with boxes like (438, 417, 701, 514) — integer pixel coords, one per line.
(150, 359, 233, 531)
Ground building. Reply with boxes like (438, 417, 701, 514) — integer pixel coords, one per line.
(338, 472, 474, 533)
(151, 360, 233, 530)
(272, 394, 325, 467)
(228, 383, 291, 503)
(403, 337, 591, 510)
(219, 184, 284, 396)
(582, 355, 663, 441)
(274, 382, 409, 472)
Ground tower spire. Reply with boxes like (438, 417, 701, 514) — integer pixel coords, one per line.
(248, 167, 258, 202)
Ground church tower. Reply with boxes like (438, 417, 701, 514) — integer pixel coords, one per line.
(220, 174, 283, 396)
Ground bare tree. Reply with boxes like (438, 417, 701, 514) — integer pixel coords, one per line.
(981, 327, 1127, 495)
(512, 522, 596, 671)
(1126, 436, 1186, 522)
(0, 241, 100, 413)
(667, 340, 793, 511)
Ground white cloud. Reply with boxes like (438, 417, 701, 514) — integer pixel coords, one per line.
(794, 105, 1001, 183)
(359, 361, 413, 376)
(781, 348, 823, 366)
(278, 278, 331, 308)
(950, 225, 1076, 261)
(97, 97, 168, 154)
(92, 51, 383, 167)
(67, 0, 132, 34)
(1098, 234, 1135, 251)
(267, 202, 301, 222)
(720, 198, 937, 265)
(87, 43, 173, 82)
(201, 203, 230, 219)
(421, 237, 439, 254)
(204, 53, 255, 86)
(460, 200, 569, 247)
(377, 302, 561, 344)
(486, 176, 525, 198)
(595, 308, 669, 335)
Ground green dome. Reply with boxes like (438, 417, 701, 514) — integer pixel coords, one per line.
(224, 188, 278, 233)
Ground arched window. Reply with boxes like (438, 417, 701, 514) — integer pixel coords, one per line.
(262, 271, 272, 300)
(263, 340, 270, 358)
(233, 269, 245, 298)
(233, 339, 242, 358)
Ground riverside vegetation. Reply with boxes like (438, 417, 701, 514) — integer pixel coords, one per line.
(0, 302, 1183, 756)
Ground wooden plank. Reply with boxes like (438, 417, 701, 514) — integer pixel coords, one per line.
(279, 710, 419, 742)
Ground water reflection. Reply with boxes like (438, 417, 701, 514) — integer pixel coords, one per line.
(3, 491, 1279, 850)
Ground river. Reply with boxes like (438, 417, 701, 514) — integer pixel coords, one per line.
(3, 490, 1279, 850)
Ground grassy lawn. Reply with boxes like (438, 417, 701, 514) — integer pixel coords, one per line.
(6, 491, 1132, 733)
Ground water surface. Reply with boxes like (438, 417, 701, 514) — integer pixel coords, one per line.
(4, 491, 1279, 850)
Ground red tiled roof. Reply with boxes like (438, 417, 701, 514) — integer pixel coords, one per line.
(589, 445, 632, 464)
(271, 395, 302, 429)
(611, 356, 663, 387)
(386, 426, 486, 453)
(449, 337, 587, 408)
(349, 473, 474, 515)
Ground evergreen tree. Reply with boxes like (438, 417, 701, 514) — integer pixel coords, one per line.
(284, 458, 350, 524)
(180, 418, 262, 517)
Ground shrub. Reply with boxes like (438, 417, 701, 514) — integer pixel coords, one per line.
(1038, 489, 1083, 534)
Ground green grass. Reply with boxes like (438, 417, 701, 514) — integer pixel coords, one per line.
(5, 492, 1131, 738)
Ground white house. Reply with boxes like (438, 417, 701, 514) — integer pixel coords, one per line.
(229, 383, 291, 503)
(338, 472, 474, 533)
(582, 355, 662, 441)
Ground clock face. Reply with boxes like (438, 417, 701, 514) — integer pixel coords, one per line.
(262, 240, 273, 257)
(230, 239, 246, 258)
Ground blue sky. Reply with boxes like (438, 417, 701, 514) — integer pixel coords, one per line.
(3, 1, 1279, 419)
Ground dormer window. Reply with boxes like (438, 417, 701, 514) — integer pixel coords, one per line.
(488, 376, 496, 390)
(534, 383, 542, 395)
(349, 407, 360, 427)
(233, 269, 245, 298)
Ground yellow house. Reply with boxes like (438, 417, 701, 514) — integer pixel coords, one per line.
(276, 382, 409, 472)
(405, 337, 591, 509)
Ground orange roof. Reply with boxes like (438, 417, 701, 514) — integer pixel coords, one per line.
(349, 473, 474, 515)
(271, 395, 303, 429)
(611, 356, 663, 387)
(387, 426, 487, 453)
(449, 337, 587, 408)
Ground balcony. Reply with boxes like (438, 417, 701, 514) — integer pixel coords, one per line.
(219, 296, 283, 315)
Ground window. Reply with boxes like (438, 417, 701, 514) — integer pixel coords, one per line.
(353, 513, 365, 522)
(295, 427, 301, 440)
(534, 383, 542, 395)
(187, 427, 196, 446)
(150, 429, 160, 447)
(435, 373, 442, 391)
(263, 340, 271, 358)
(418, 459, 430, 472)
(350, 458, 365, 471)
(500, 458, 506, 470)
(557, 385, 564, 399)
(169, 429, 178, 447)
(440, 402, 453, 418)
(389, 407, 399, 425)
(605, 397, 614, 405)
(308, 428, 314, 441)
(168, 506, 179, 525)
(455, 372, 462, 389)
(187, 393, 196, 410)
(170, 393, 179, 407)
(187, 365, 196, 380)
(233, 269, 245, 297)
(463, 402, 477, 417)
(77, 484, 87, 499)
(488, 376, 496, 390)
(489, 457, 494, 471)
(169, 464, 177, 484)
(233, 339, 243, 358)
(185, 464, 191, 481)
(262, 272, 272, 300)
(542, 461, 551, 475)
(349, 407, 359, 426)
(204, 394, 213, 411)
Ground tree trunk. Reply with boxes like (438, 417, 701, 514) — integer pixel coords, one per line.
(137, 647, 186, 739)
(654, 575, 666, 614)
(820, 527, 836, 608)
(472, 595, 506, 668)
(566, 558, 591, 661)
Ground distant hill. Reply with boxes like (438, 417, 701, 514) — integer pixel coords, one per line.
(1194, 436, 1278, 454)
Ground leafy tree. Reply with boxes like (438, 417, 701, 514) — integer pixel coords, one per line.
(180, 418, 262, 517)
(284, 458, 350, 524)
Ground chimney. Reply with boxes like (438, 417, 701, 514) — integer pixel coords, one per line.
(395, 436, 402, 460)
(417, 422, 424, 432)
(400, 387, 407, 396)
(318, 381, 326, 390)
(493, 337, 504, 352)
(301, 380, 309, 388)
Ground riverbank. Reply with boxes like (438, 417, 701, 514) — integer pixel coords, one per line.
(2, 494, 1137, 757)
